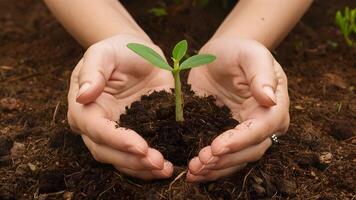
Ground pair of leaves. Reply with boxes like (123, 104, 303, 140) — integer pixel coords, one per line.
(127, 40, 215, 71)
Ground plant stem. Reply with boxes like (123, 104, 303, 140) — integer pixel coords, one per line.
(173, 61, 184, 122)
(345, 35, 353, 47)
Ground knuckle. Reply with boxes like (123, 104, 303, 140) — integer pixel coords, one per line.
(86, 43, 102, 55)
(88, 125, 102, 144)
(67, 111, 80, 134)
(251, 150, 265, 162)
(90, 144, 103, 163)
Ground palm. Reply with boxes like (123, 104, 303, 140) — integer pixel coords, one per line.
(70, 35, 173, 123)
(186, 38, 290, 182)
(67, 35, 174, 180)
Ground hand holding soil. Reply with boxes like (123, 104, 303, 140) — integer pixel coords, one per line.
(187, 38, 290, 182)
(67, 34, 174, 180)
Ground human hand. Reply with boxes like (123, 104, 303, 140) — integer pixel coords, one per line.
(67, 34, 174, 180)
(186, 38, 290, 182)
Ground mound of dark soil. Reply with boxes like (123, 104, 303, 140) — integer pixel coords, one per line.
(119, 88, 238, 166)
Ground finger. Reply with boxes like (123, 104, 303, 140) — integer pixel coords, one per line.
(83, 113, 149, 155)
(202, 139, 271, 171)
(188, 157, 205, 175)
(240, 41, 277, 106)
(187, 164, 246, 182)
(188, 146, 219, 175)
(76, 43, 115, 104)
(82, 135, 164, 170)
(115, 161, 173, 180)
(211, 119, 274, 156)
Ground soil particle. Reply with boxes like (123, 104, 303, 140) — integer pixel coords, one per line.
(119, 88, 238, 166)
(275, 178, 297, 196)
(260, 171, 277, 197)
(296, 151, 320, 168)
(38, 170, 66, 194)
(0, 97, 18, 111)
(0, 135, 13, 156)
(330, 120, 354, 140)
(15, 164, 30, 175)
(48, 127, 66, 148)
(0, 155, 11, 166)
(252, 183, 266, 196)
(0, 187, 16, 200)
(10, 127, 42, 141)
(10, 141, 25, 158)
(318, 152, 333, 165)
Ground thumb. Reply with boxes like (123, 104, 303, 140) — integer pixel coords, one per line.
(76, 45, 115, 104)
(240, 42, 277, 107)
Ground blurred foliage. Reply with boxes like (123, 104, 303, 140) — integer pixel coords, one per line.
(149, 7, 167, 17)
(335, 7, 356, 47)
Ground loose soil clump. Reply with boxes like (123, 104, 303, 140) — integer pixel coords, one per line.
(119, 88, 238, 166)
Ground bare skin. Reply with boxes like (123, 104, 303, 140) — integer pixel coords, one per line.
(44, 0, 312, 181)
(186, 0, 312, 182)
(186, 38, 289, 182)
(68, 35, 174, 180)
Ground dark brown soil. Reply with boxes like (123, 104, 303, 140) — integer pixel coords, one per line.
(119, 88, 238, 166)
(0, 0, 355, 199)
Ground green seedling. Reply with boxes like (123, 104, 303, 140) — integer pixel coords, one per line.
(127, 40, 216, 122)
(335, 7, 356, 46)
(149, 7, 167, 17)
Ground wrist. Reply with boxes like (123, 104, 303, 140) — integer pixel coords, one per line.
(116, 28, 152, 43)
(211, 30, 273, 50)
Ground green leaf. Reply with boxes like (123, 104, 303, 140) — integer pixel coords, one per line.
(172, 40, 188, 61)
(127, 43, 172, 71)
(180, 54, 216, 70)
(335, 11, 342, 25)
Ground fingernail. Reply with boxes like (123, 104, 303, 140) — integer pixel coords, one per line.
(128, 146, 146, 155)
(146, 157, 163, 170)
(161, 161, 173, 177)
(164, 161, 173, 171)
(215, 147, 230, 155)
(262, 85, 277, 105)
(77, 82, 91, 98)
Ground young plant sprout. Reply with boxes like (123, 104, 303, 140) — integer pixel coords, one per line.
(127, 40, 216, 122)
(335, 7, 356, 47)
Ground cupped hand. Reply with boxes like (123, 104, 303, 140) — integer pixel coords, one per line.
(67, 34, 174, 180)
(186, 38, 290, 182)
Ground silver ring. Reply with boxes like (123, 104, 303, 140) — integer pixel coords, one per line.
(271, 134, 278, 144)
